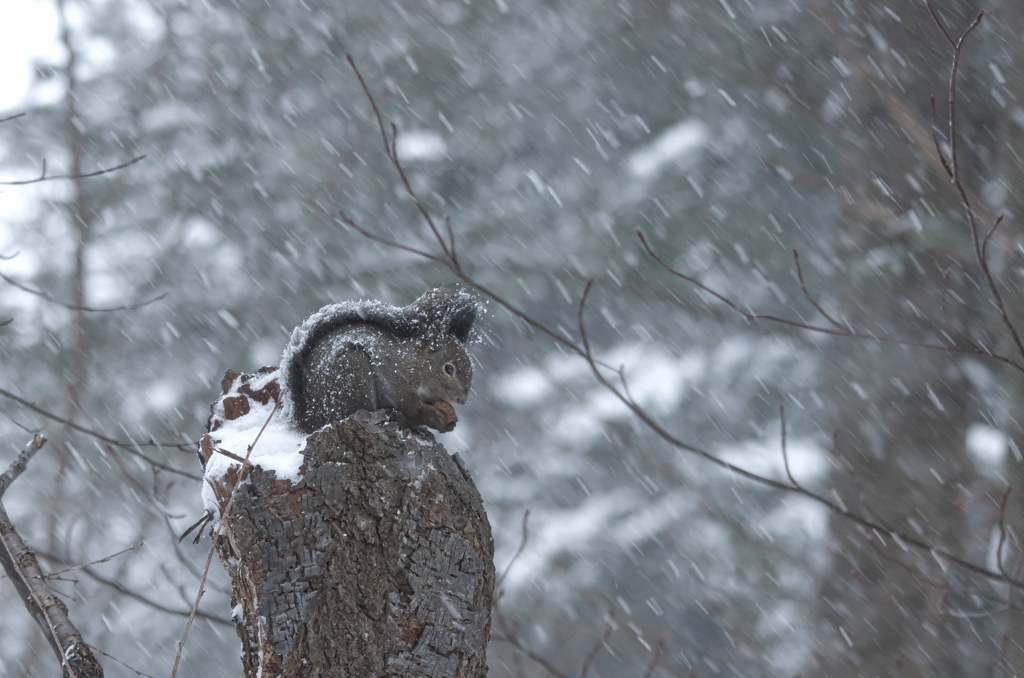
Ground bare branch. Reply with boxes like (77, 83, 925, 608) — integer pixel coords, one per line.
(0, 433, 47, 497)
(944, 10, 984, 186)
(929, 97, 954, 179)
(0, 112, 26, 124)
(793, 249, 846, 331)
(982, 214, 1005, 264)
(779, 405, 800, 490)
(924, 10, 1024, 367)
(345, 56, 452, 261)
(925, 1, 956, 48)
(169, 521, 221, 677)
(45, 542, 141, 578)
(637, 229, 1024, 374)
(578, 610, 614, 678)
(345, 54, 394, 158)
(79, 562, 232, 627)
(0, 154, 146, 186)
(496, 509, 531, 589)
(0, 271, 167, 312)
(337, 211, 449, 266)
(342, 54, 1024, 590)
(0, 387, 199, 480)
(0, 436, 102, 677)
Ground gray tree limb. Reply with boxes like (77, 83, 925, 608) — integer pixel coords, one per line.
(0, 434, 103, 678)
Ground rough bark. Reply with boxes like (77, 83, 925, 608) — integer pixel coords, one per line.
(206, 407, 494, 678)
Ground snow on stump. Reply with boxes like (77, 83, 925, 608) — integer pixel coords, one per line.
(199, 369, 495, 678)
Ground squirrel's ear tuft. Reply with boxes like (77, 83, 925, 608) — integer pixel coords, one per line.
(447, 299, 477, 343)
(413, 286, 479, 343)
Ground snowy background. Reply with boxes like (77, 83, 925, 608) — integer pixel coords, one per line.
(1, 0, 1023, 676)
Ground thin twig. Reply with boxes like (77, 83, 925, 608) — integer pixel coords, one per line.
(929, 97, 954, 179)
(982, 215, 1004, 265)
(338, 209, 582, 353)
(997, 486, 1013, 582)
(0, 154, 146, 186)
(0, 271, 167, 312)
(345, 56, 452, 261)
(496, 509, 531, 589)
(637, 230, 1024, 374)
(578, 610, 615, 678)
(337, 212, 449, 267)
(46, 542, 141, 577)
(924, 8, 1024, 365)
(793, 250, 847, 331)
(945, 10, 984, 186)
(84, 644, 159, 678)
(779, 405, 800, 489)
(169, 537, 218, 678)
(178, 511, 214, 544)
(170, 402, 280, 678)
(445, 214, 459, 269)
(925, 1, 956, 48)
(0, 386, 200, 478)
(73, 561, 232, 627)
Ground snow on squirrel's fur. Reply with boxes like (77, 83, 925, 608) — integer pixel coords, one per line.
(277, 288, 480, 423)
(201, 370, 306, 519)
(202, 288, 478, 518)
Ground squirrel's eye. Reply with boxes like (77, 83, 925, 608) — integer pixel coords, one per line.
(444, 363, 455, 376)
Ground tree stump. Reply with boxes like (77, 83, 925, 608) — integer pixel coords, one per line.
(201, 371, 494, 678)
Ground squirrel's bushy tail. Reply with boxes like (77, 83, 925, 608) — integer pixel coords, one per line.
(278, 287, 480, 431)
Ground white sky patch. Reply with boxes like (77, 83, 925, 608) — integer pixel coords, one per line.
(0, 1, 60, 256)
(0, 0, 60, 112)
(492, 366, 554, 407)
(145, 379, 181, 411)
(626, 119, 708, 179)
(966, 423, 1007, 477)
(395, 130, 447, 162)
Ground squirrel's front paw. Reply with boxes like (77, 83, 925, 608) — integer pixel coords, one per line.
(427, 401, 458, 432)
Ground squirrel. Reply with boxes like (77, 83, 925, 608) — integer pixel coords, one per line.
(279, 287, 479, 435)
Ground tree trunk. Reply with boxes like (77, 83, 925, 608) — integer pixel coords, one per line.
(812, 1, 998, 675)
(205, 403, 494, 678)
